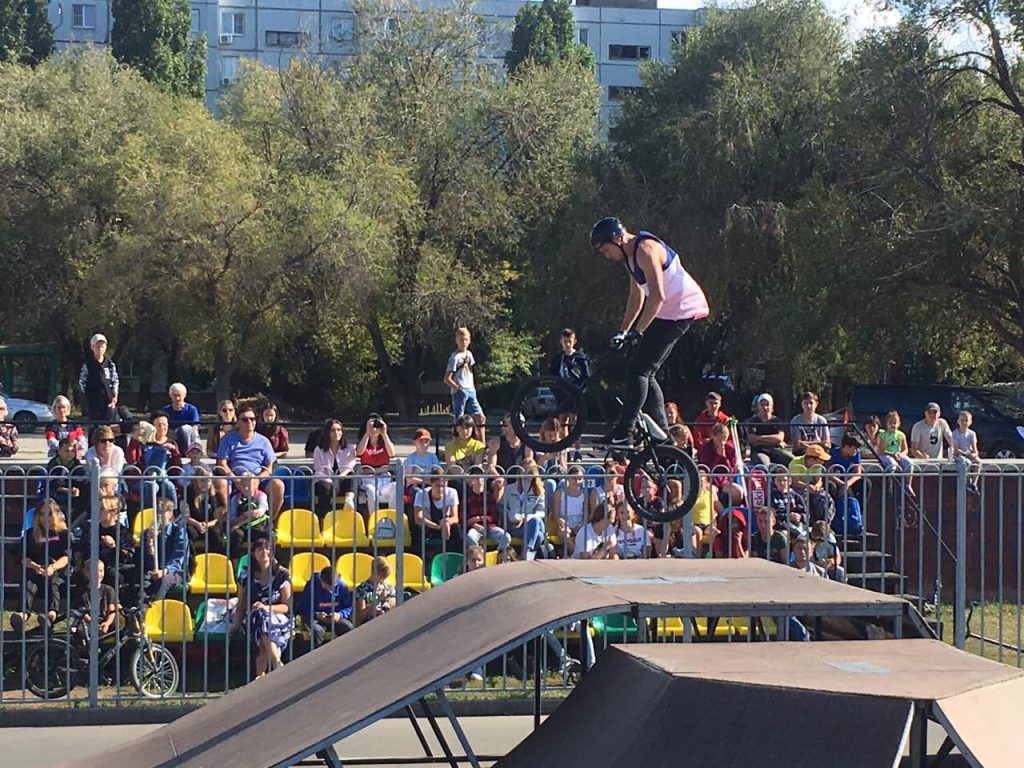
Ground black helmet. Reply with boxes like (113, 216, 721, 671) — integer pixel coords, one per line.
(589, 217, 625, 248)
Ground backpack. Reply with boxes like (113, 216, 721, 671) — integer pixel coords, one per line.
(832, 495, 864, 537)
(808, 489, 835, 525)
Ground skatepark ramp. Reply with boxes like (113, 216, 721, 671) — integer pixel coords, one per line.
(75, 559, 919, 768)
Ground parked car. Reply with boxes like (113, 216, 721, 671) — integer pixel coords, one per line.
(0, 387, 53, 434)
(847, 384, 1024, 459)
(520, 386, 558, 419)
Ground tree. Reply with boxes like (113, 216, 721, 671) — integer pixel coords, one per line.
(111, 0, 206, 98)
(505, 0, 594, 73)
(0, 0, 52, 65)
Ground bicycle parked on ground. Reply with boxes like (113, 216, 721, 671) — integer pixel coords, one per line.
(508, 347, 699, 523)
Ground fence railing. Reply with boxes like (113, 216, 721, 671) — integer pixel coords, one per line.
(1, 449, 1021, 706)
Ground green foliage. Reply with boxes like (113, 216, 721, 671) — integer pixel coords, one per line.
(111, 0, 206, 98)
(0, 0, 52, 65)
(505, 0, 594, 74)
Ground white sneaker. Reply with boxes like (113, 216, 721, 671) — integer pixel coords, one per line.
(468, 672, 484, 683)
(343, 492, 355, 510)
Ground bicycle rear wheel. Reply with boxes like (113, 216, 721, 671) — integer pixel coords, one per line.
(131, 641, 179, 699)
(25, 639, 75, 699)
(623, 444, 700, 524)
(509, 375, 586, 453)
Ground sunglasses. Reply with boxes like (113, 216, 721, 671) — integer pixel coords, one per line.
(239, 416, 256, 422)
(98, 438, 114, 444)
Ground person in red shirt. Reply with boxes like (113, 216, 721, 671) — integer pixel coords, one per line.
(356, 413, 396, 514)
(697, 422, 744, 506)
(692, 391, 731, 447)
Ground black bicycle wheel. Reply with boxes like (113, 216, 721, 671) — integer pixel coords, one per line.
(509, 375, 586, 453)
(131, 641, 179, 699)
(25, 639, 75, 699)
(623, 444, 701, 524)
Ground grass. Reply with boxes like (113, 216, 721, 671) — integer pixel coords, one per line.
(937, 601, 1024, 667)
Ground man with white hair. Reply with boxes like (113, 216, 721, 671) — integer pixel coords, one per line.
(162, 382, 201, 453)
(79, 333, 119, 424)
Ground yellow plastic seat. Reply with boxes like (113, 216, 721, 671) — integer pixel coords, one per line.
(367, 508, 411, 547)
(132, 507, 156, 546)
(144, 599, 194, 643)
(484, 550, 500, 567)
(275, 508, 322, 549)
(188, 553, 238, 595)
(336, 552, 375, 589)
(654, 617, 737, 640)
(552, 623, 596, 640)
(321, 507, 371, 549)
(386, 553, 430, 593)
(290, 552, 331, 594)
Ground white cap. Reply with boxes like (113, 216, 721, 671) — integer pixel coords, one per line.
(90, 333, 108, 346)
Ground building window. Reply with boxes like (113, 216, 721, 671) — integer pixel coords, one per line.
(608, 44, 650, 61)
(578, 28, 589, 46)
(71, 4, 96, 29)
(265, 30, 309, 47)
(608, 85, 643, 102)
(190, 9, 201, 36)
(328, 15, 354, 43)
(221, 11, 245, 37)
(671, 29, 687, 46)
(221, 57, 239, 84)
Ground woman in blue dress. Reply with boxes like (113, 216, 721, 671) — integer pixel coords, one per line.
(231, 536, 292, 676)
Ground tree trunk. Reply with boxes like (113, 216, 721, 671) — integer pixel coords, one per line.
(213, 345, 235, 405)
(366, 319, 411, 419)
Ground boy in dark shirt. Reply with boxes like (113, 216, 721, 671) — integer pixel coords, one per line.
(749, 507, 789, 564)
(73, 559, 117, 635)
(297, 566, 354, 647)
(43, 437, 88, 520)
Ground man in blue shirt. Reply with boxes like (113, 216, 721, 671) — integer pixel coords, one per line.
(214, 407, 285, 519)
(162, 383, 201, 454)
(828, 435, 870, 507)
(298, 567, 354, 647)
(142, 499, 190, 600)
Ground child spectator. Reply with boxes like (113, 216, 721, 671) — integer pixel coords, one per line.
(11, 499, 70, 633)
(589, 457, 624, 514)
(297, 566, 353, 647)
(257, 402, 290, 460)
(697, 423, 744, 505)
(177, 440, 206, 492)
(616, 503, 651, 559)
(162, 383, 201, 454)
(789, 390, 831, 456)
(43, 437, 88, 519)
(769, 472, 807, 537)
(668, 423, 695, 456)
(444, 327, 486, 442)
(141, 498, 190, 600)
(551, 465, 588, 556)
(313, 419, 357, 516)
(445, 415, 486, 470)
(354, 556, 397, 624)
(75, 470, 134, 587)
(952, 411, 982, 495)
(231, 536, 292, 676)
(184, 466, 225, 554)
(862, 415, 883, 457)
(787, 444, 829, 493)
(227, 473, 271, 558)
(828, 434, 868, 503)
(356, 414, 396, 515)
(572, 503, 619, 560)
(810, 520, 845, 582)
(750, 506, 788, 564)
(880, 410, 915, 497)
(463, 466, 510, 559)
(404, 427, 441, 501)
(0, 397, 19, 457)
(791, 536, 827, 578)
(689, 475, 722, 556)
(72, 559, 117, 635)
(464, 544, 486, 572)
(551, 328, 590, 451)
(692, 391, 731, 447)
(45, 395, 87, 459)
(711, 507, 748, 559)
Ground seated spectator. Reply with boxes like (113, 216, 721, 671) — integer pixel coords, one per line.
(749, 506, 788, 564)
(404, 427, 441, 502)
(463, 466, 510, 558)
(810, 520, 845, 582)
(503, 461, 548, 560)
(665, 516, 690, 558)
(551, 465, 588, 556)
(226, 473, 271, 558)
(356, 413, 396, 515)
(43, 437, 88, 519)
(413, 467, 462, 553)
(206, 399, 236, 459)
(139, 413, 182, 508)
(880, 410, 915, 497)
(446, 415, 486, 469)
(162, 383, 201, 454)
(952, 410, 982, 495)
(487, 413, 533, 473)
(46, 395, 87, 459)
(787, 444, 829, 493)
(668, 423, 695, 456)
(910, 402, 954, 460)
(11, 499, 70, 633)
(534, 417, 567, 494)
(692, 391, 731, 447)
(72, 559, 118, 635)
(697, 423, 745, 505)
(177, 441, 206, 492)
(589, 456, 624, 515)
(828, 435, 870, 505)
(744, 393, 794, 467)
(616, 503, 651, 559)
(141, 498, 190, 600)
(313, 419, 357, 516)
(665, 401, 682, 426)
(573, 502, 619, 560)
(214, 407, 285, 519)
(184, 467, 225, 555)
(710, 507, 748, 559)
(85, 425, 127, 475)
(231, 536, 292, 676)
(690, 475, 722, 556)
(257, 402, 290, 460)
(75, 470, 134, 588)
(791, 535, 827, 578)
(789, 390, 831, 457)
(770, 472, 807, 537)
(464, 544, 486, 573)
(0, 397, 19, 457)
(354, 555, 397, 624)
(862, 415, 883, 457)
(297, 566, 353, 648)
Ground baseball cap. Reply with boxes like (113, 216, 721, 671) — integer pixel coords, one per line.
(925, 402, 940, 412)
(187, 441, 205, 454)
(90, 333, 108, 346)
(804, 444, 830, 462)
(413, 428, 432, 441)
(754, 393, 773, 405)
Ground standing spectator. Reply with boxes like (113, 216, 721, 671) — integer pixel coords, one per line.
(231, 536, 292, 676)
(10, 499, 70, 633)
(572, 503, 619, 560)
(880, 411, 915, 497)
(356, 414, 396, 515)
(312, 419, 357, 516)
(0, 397, 19, 457)
(162, 383, 201, 454)
(446, 415, 486, 469)
(297, 566, 353, 647)
(744, 393, 794, 467)
(445, 327, 486, 443)
(911, 402, 954, 460)
(550, 328, 590, 449)
(79, 333, 118, 425)
(141, 498, 190, 599)
(354, 556, 397, 624)
(257, 402, 290, 460)
(749, 506, 788, 564)
(45, 395, 87, 459)
(207, 400, 236, 459)
(214, 407, 285, 520)
(85, 425, 127, 474)
(952, 411, 982, 494)
(790, 391, 831, 456)
(487, 413, 533, 472)
(692, 391, 731, 447)
(462, 466, 510, 559)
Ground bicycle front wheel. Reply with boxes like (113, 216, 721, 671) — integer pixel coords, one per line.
(623, 444, 700, 524)
(131, 641, 179, 699)
(25, 639, 75, 699)
(509, 375, 586, 454)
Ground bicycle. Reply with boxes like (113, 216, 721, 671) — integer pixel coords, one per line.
(508, 346, 699, 523)
(24, 604, 179, 700)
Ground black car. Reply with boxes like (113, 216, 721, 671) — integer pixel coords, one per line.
(848, 384, 1024, 459)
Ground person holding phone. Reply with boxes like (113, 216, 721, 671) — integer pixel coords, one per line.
(572, 503, 619, 560)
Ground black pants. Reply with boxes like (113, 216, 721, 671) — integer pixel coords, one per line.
(310, 616, 354, 647)
(314, 478, 353, 516)
(615, 318, 693, 434)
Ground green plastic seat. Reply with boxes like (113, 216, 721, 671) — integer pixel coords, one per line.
(590, 613, 638, 642)
(429, 552, 465, 587)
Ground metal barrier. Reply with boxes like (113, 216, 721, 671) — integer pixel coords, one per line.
(1, 448, 1020, 706)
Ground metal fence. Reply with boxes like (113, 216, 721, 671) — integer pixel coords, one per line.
(1, 447, 1020, 706)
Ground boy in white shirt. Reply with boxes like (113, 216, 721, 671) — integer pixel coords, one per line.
(952, 411, 982, 495)
(444, 327, 486, 442)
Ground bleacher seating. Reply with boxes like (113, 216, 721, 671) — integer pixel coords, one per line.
(321, 507, 371, 549)
(189, 553, 238, 595)
(275, 507, 321, 549)
(386, 553, 430, 593)
(336, 552, 375, 589)
(131, 507, 156, 546)
(367, 508, 411, 547)
(143, 599, 195, 643)
(290, 551, 331, 593)
(430, 552, 464, 586)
